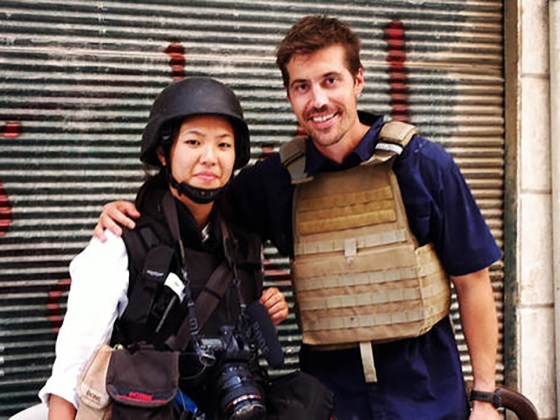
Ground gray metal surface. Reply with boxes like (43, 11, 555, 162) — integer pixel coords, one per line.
(0, 0, 504, 416)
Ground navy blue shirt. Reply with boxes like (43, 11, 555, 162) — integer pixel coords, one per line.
(228, 112, 502, 419)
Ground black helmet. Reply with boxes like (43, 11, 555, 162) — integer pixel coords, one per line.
(141, 77, 250, 169)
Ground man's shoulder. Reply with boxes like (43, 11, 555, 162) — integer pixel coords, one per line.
(392, 134, 464, 199)
(236, 152, 289, 183)
(399, 134, 455, 170)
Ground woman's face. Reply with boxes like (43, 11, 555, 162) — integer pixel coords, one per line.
(160, 115, 236, 193)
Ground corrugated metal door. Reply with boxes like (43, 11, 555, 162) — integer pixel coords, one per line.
(0, 0, 504, 416)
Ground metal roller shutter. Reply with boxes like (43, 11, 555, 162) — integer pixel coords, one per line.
(0, 0, 504, 415)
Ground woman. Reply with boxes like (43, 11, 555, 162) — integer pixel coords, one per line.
(38, 77, 288, 419)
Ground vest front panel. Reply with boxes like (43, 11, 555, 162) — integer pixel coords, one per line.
(292, 160, 451, 346)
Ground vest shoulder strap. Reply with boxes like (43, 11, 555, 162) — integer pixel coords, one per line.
(122, 223, 171, 293)
(364, 120, 418, 166)
(376, 120, 417, 155)
(279, 135, 313, 184)
(119, 224, 176, 344)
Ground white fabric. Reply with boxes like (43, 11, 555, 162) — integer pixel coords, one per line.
(9, 404, 49, 420)
(38, 231, 130, 409)
(9, 403, 48, 420)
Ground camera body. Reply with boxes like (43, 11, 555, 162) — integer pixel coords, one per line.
(191, 323, 266, 420)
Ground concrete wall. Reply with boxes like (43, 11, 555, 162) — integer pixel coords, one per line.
(514, 0, 557, 417)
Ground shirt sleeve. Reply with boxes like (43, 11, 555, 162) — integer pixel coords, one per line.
(395, 136, 502, 276)
(229, 154, 295, 256)
(38, 231, 129, 409)
(435, 154, 503, 275)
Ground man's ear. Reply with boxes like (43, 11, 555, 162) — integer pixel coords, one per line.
(157, 146, 166, 166)
(354, 67, 365, 96)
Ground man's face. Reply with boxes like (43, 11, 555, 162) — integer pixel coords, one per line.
(286, 44, 364, 155)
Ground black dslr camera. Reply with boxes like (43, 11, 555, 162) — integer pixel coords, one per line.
(188, 301, 284, 420)
(194, 324, 266, 420)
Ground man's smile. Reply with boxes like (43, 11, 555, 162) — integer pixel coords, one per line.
(311, 112, 337, 123)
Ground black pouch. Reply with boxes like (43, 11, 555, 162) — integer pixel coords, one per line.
(106, 345, 179, 420)
(265, 371, 335, 420)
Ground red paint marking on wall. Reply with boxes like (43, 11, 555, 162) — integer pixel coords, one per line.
(384, 20, 410, 122)
(0, 121, 19, 236)
(0, 182, 12, 237)
(164, 42, 186, 81)
(2, 121, 23, 138)
(47, 278, 72, 333)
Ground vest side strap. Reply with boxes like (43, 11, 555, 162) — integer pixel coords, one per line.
(359, 342, 377, 383)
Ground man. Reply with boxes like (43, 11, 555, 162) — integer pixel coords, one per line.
(97, 15, 502, 419)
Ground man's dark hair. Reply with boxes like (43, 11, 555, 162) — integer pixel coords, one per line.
(275, 15, 362, 88)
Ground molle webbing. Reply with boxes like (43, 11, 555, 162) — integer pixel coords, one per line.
(288, 123, 451, 347)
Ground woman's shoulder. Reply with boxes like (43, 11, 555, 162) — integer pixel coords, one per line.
(71, 231, 128, 274)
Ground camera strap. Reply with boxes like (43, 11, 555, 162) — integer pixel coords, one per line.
(166, 261, 233, 352)
(161, 192, 238, 352)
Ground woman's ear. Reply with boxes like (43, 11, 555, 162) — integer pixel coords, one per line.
(157, 146, 166, 166)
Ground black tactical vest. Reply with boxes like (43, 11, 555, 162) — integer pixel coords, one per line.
(112, 178, 264, 349)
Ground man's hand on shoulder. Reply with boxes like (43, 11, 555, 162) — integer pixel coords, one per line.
(94, 200, 140, 242)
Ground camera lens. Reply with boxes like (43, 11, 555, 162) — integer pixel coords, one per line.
(215, 363, 266, 420)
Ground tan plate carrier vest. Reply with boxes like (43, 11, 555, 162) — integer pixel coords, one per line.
(280, 121, 451, 382)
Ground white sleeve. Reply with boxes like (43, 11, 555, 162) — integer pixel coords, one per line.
(38, 230, 130, 409)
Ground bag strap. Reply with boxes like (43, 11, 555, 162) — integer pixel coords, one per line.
(125, 243, 176, 329)
(119, 220, 176, 341)
(122, 223, 165, 292)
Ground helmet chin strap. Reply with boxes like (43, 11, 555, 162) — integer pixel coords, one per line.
(165, 166, 224, 204)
